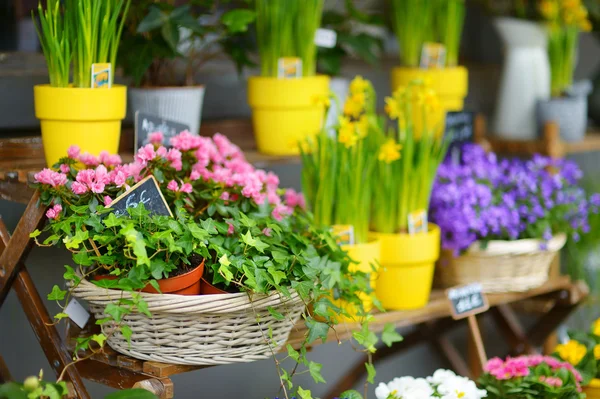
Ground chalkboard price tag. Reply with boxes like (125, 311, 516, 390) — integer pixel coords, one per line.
(447, 283, 489, 320)
(134, 111, 191, 151)
(107, 176, 173, 218)
(444, 111, 474, 164)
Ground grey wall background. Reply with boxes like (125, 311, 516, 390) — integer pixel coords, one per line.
(1, 3, 600, 398)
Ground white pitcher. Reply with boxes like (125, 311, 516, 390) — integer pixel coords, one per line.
(493, 17, 550, 140)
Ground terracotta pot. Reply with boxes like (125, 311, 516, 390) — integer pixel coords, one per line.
(94, 261, 204, 296)
(200, 277, 229, 295)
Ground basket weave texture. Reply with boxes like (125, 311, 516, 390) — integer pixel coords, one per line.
(435, 234, 567, 293)
(72, 279, 305, 365)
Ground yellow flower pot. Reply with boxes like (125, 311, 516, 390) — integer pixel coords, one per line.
(373, 225, 440, 310)
(585, 379, 600, 399)
(247, 76, 329, 155)
(34, 84, 127, 167)
(390, 67, 468, 112)
(334, 239, 381, 322)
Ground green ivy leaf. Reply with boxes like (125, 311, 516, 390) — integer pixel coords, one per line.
(91, 334, 107, 347)
(381, 323, 403, 347)
(221, 9, 256, 33)
(365, 362, 376, 384)
(121, 325, 133, 345)
(103, 213, 122, 228)
(63, 229, 89, 250)
(105, 389, 159, 399)
(286, 344, 300, 362)
(267, 267, 286, 285)
(136, 299, 151, 318)
(241, 230, 256, 247)
(188, 223, 208, 240)
(54, 313, 69, 320)
(306, 319, 330, 344)
(47, 285, 66, 301)
(339, 390, 363, 399)
(29, 229, 41, 238)
(105, 303, 127, 322)
(297, 387, 313, 399)
(63, 265, 81, 284)
(268, 306, 285, 321)
(308, 361, 326, 384)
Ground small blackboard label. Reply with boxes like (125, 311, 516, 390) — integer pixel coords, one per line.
(447, 283, 488, 320)
(134, 111, 191, 151)
(444, 111, 474, 164)
(108, 176, 172, 218)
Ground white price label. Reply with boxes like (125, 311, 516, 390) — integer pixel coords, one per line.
(65, 298, 90, 329)
(314, 28, 337, 48)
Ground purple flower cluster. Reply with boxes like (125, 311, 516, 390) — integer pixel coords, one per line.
(430, 144, 599, 254)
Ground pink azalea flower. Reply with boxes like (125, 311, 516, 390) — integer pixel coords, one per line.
(227, 222, 234, 235)
(148, 132, 164, 145)
(180, 183, 193, 193)
(170, 130, 201, 151)
(284, 189, 306, 209)
(167, 180, 179, 192)
(268, 190, 281, 205)
(67, 145, 80, 159)
(103, 196, 113, 206)
(59, 164, 70, 174)
(156, 146, 167, 157)
(98, 151, 122, 167)
(166, 148, 182, 171)
(214, 133, 242, 159)
(94, 165, 110, 185)
(34, 169, 67, 187)
(266, 172, 279, 189)
(190, 170, 201, 181)
(272, 204, 291, 221)
(71, 182, 88, 195)
(262, 227, 272, 237)
(135, 144, 156, 164)
(75, 169, 94, 186)
(220, 192, 230, 201)
(79, 153, 99, 166)
(110, 168, 128, 188)
(90, 182, 105, 194)
(46, 204, 62, 220)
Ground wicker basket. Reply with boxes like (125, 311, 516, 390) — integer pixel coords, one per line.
(435, 234, 567, 293)
(72, 279, 305, 365)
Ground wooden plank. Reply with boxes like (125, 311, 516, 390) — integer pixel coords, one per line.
(142, 362, 204, 378)
(0, 354, 11, 383)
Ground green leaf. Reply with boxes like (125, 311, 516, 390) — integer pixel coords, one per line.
(0, 382, 28, 399)
(103, 213, 122, 228)
(121, 325, 133, 345)
(105, 389, 159, 399)
(286, 344, 300, 362)
(161, 21, 180, 52)
(306, 319, 330, 344)
(29, 229, 41, 238)
(105, 303, 128, 322)
(188, 223, 208, 240)
(381, 323, 403, 347)
(63, 229, 89, 250)
(91, 334, 107, 347)
(297, 387, 312, 399)
(54, 313, 69, 320)
(136, 299, 152, 318)
(167, 219, 183, 235)
(222, 9, 256, 33)
(268, 306, 285, 321)
(308, 361, 326, 384)
(339, 390, 363, 399)
(267, 267, 286, 285)
(63, 265, 81, 284)
(137, 7, 168, 33)
(47, 285, 66, 301)
(365, 362, 376, 384)
(73, 251, 93, 266)
(241, 230, 256, 247)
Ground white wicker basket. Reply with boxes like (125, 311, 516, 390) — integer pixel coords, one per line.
(72, 279, 305, 365)
(435, 234, 567, 293)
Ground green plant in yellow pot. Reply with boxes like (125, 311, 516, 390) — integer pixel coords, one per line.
(372, 81, 449, 310)
(34, 0, 130, 167)
(390, 0, 468, 112)
(248, 0, 329, 155)
(300, 76, 382, 321)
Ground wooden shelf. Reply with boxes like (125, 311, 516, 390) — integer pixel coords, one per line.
(0, 119, 300, 204)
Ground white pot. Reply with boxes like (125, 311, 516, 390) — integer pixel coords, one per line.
(492, 17, 550, 140)
(129, 86, 205, 134)
(324, 77, 350, 129)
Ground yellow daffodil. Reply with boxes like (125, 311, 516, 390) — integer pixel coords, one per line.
(540, 0, 559, 20)
(592, 318, 600, 336)
(312, 93, 331, 108)
(338, 116, 358, 148)
(349, 75, 369, 94)
(356, 114, 369, 139)
(343, 94, 365, 119)
(594, 344, 600, 360)
(385, 97, 401, 120)
(555, 340, 587, 366)
(378, 139, 402, 163)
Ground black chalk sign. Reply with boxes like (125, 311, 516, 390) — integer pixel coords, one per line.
(444, 111, 474, 164)
(134, 111, 191, 151)
(107, 176, 173, 218)
(447, 283, 489, 320)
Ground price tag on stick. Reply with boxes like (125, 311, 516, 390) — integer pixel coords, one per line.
(107, 176, 173, 218)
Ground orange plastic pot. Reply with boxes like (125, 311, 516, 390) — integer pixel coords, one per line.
(142, 261, 204, 295)
(199, 277, 229, 295)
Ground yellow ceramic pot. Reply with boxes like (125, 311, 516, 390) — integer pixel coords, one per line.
(390, 67, 468, 112)
(585, 379, 600, 398)
(334, 239, 381, 322)
(247, 76, 329, 155)
(373, 225, 440, 310)
(34, 85, 127, 167)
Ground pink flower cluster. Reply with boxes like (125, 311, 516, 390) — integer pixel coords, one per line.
(71, 165, 111, 194)
(539, 376, 563, 387)
(167, 180, 192, 193)
(45, 204, 62, 220)
(485, 355, 582, 388)
(34, 169, 68, 188)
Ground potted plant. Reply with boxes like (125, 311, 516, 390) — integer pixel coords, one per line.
(300, 76, 382, 319)
(430, 144, 599, 292)
(479, 355, 585, 398)
(31, 132, 401, 398)
(474, 0, 552, 140)
(248, 0, 330, 155)
(371, 81, 448, 310)
(389, 0, 468, 113)
(119, 1, 255, 134)
(552, 317, 600, 397)
(317, 1, 384, 128)
(375, 369, 486, 399)
(0, 371, 157, 398)
(33, 0, 130, 167)
(537, 0, 593, 142)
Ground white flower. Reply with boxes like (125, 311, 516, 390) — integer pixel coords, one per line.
(427, 369, 457, 386)
(375, 382, 393, 399)
(437, 376, 487, 399)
